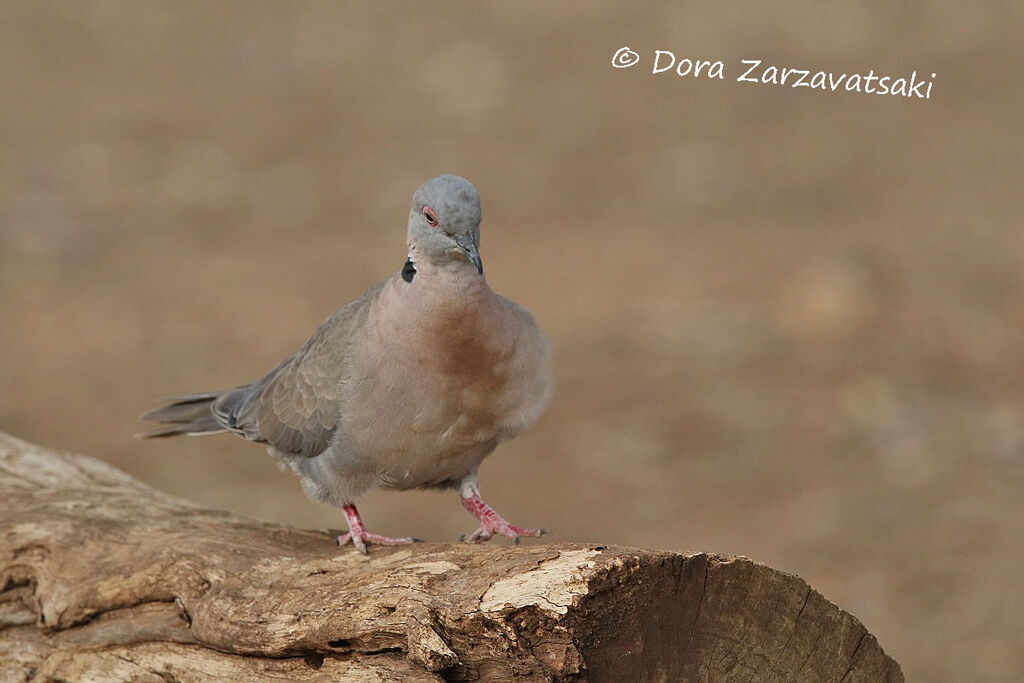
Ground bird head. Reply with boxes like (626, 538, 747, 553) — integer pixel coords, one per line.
(407, 174, 483, 275)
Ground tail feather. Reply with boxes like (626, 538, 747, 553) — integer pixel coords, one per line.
(139, 391, 226, 438)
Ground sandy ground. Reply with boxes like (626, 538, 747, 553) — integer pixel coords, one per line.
(1, 3, 1022, 680)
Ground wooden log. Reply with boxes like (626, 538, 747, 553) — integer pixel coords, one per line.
(0, 431, 902, 681)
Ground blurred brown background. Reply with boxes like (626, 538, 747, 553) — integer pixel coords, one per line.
(1, 2, 1021, 679)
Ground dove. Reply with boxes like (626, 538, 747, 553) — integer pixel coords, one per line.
(142, 174, 554, 553)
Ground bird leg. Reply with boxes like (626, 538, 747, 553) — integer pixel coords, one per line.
(458, 474, 548, 544)
(337, 503, 421, 554)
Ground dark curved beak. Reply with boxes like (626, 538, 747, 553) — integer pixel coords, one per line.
(454, 234, 483, 274)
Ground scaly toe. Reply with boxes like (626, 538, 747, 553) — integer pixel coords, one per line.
(350, 535, 368, 554)
(496, 524, 545, 540)
(338, 531, 419, 553)
(361, 532, 420, 546)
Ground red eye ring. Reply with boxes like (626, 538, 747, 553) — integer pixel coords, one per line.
(422, 206, 438, 227)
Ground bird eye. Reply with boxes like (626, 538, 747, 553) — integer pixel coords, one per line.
(422, 206, 438, 227)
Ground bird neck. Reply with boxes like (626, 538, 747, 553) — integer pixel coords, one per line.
(370, 257, 513, 370)
(388, 254, 495, 325)
(401, 249, 486, 287)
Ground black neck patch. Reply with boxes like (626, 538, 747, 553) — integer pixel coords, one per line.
(401, 258, 416, 283)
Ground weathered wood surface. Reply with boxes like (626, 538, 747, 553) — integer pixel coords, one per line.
(0, 431, 902, 681)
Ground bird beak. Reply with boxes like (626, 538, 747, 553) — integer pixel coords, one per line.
(453, 234, 483, 274)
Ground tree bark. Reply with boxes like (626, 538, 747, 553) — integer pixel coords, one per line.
(0, 431, 901, 682)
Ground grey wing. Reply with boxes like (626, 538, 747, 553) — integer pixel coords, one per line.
(213, 282, 382, 457)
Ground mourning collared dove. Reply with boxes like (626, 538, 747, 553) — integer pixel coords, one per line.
(142, 174, 554, 552)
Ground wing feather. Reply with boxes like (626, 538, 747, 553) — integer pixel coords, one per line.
(212, 281, 384, 457)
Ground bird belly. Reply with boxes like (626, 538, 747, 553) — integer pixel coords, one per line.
(390, 386, 505, 489)
(334, 370, 502, 490)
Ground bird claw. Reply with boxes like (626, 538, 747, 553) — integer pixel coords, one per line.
(338, 504, 420, 553)
(459, 485, 548, 545)
(460, 527, 494, 544)
(459, 520, 546, 545)
(337, 530, 420, 554)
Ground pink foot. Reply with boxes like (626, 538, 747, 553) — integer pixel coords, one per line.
(337, 504, 422, 554)
(459, 477, 549, 544)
